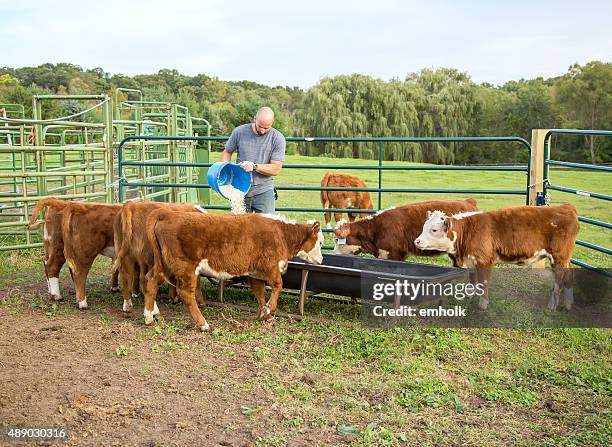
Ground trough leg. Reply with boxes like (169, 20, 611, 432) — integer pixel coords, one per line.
(217, 280, 225, 303)
(298, 269, 310, 316)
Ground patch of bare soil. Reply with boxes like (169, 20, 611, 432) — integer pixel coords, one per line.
(0, 295, 341, 446)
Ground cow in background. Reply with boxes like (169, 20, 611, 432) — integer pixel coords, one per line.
(321, 173, 373, 229)
(333, 198, 479, 261)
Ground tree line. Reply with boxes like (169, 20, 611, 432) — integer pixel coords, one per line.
(1, 61, 610, 164)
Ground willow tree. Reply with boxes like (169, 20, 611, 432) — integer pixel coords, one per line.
(300, 74, 419, 159)
(405, 68, 480, 164)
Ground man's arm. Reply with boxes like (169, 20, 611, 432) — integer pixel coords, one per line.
(255, 160, 283, 176)
(239, 160, 282, 176)
(220, 149, 233, 162)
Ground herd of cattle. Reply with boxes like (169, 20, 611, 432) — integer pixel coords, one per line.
(26, 172, 579, 330)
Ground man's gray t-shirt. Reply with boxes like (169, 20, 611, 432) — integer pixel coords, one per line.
(225, 123, 286, 197)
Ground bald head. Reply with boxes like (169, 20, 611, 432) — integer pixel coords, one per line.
(253, 106, 275, 135)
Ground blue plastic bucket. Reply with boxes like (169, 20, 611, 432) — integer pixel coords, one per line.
(207, 162, 252, 199)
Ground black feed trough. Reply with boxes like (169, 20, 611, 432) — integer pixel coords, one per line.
(214, 254, 464, 316)
(285, 254, 464, 315)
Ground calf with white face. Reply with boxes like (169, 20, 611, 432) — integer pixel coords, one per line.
(415, 206, 579, 311)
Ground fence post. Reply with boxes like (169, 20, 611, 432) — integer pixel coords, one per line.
(528, 129, 547, 206)
(529, 129, 548, 268)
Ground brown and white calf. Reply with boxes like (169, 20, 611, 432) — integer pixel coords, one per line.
(113, 201, 208, 314)
(28, 198, 122, 309)
(321, 172, 373, 229)
(333, 198, 478, 261)
(414, 204, 579, 310)
(145, 211, 324, 330)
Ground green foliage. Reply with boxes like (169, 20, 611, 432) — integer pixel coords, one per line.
(396, 378, 464, 412)
(1, 62, 611, 163)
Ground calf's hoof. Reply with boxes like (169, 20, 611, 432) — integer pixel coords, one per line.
(77, 298, 88, 309)
(143, 311, 155, 325)
(199, 321, 210, 332)
(51, 294, 61, 301)
(122, 299, 133, 312)
(110, 286, 120, 293)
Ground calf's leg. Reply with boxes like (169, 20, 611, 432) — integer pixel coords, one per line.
(476, 266, 492, 309)
(249, 278, 268, 318)
(143, 268, 164, 325)
(176, 275, 209, 331)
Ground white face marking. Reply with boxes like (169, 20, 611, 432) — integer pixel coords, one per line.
(278, 260, 287, 273)
(377, 249, 390, 259)
(296, 229, 324, 264)
(48, 277, 60, 298)
(101, 246, 116, 258)
(122, 299, 133, 312)
(195, 259, 235, 280)
(364, 207, 396, 220)
(452, 211, 482, 220)
(78, 297, 88, 309)
(334, 219, 348, 230)
(415, 211, 455, 253)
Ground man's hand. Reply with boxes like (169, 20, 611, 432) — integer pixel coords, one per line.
(239, 161, 255, 172)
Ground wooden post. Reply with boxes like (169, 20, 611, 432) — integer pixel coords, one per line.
(529, 129, 548, 268)
(529, 129, 548, 206)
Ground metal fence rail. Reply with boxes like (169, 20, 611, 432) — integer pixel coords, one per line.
(118, 135, 532, 252)
(543, 129, 612, 275)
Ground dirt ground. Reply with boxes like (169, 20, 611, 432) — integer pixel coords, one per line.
(1, 254, 610, 447)
(0, 279, 348, 446)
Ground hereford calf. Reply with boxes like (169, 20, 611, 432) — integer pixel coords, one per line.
(113, 201, 208, 313)
(333, 198, 478, 261)
(28, 198, 122, 309)
(321, 172, 373, 229)
(414, 204, 579, 310)
(145, 211, 324, 330)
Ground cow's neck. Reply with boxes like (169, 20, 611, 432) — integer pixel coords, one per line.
(281, 222, 311, 256)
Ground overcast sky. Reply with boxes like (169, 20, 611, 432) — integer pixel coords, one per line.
(2, 0, 610, 88)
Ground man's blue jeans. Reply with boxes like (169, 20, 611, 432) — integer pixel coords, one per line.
(245, 189, 275, 214)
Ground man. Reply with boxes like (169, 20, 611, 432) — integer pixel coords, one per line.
(220, 107, 286, 214)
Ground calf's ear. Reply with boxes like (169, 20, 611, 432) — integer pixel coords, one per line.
(426, 210, 432, 219)
(311, 221, 321, 234)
